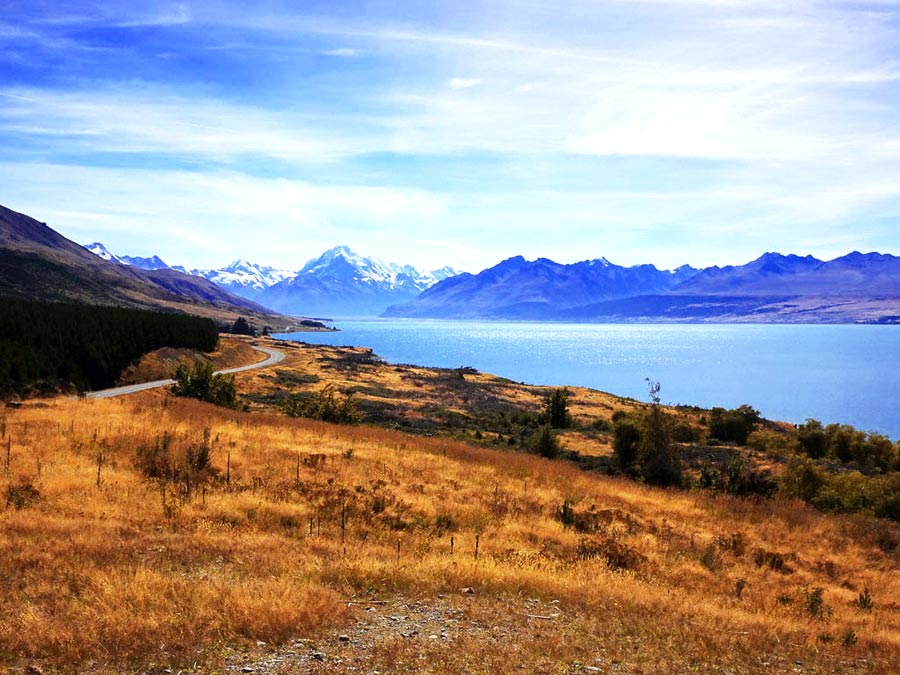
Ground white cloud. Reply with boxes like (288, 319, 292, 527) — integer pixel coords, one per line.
(322, 47, 360, 57)
(0, 88, 360, 162)
(448, 77, 482, 89)
(0, 163, 450, 269)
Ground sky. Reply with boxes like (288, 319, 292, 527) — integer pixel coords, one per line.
(2, 0, 900, 273)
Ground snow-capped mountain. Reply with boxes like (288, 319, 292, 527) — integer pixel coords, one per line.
(84, 242, 170, 270)
(84, 242, 459, 314)
(85, 243, 296, 300)
(257, 246, 461, 317)
(85, 242, 124, 264)
(190, 260, 296, 299)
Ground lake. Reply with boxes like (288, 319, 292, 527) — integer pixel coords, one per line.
(274, 321, 900, 440)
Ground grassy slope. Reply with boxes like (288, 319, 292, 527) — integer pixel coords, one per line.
(0, 337, 898, 673)
(116, 335, 267, 385)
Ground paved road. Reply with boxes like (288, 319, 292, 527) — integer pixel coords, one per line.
(85, 345, 285, 399)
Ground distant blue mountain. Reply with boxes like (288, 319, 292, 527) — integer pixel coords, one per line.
(385, 251, 900, 323)
(384, 255, 698, 319)
(670, 251, 900, 297)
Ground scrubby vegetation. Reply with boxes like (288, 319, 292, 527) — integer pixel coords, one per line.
(0, 298, 218, 396)
(280, 383, 362, 424)
(171, 359, 240, 409)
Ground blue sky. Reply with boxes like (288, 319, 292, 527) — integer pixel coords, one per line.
(2, 0, 900, 272)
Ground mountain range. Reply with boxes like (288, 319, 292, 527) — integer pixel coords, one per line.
(7, 202, 900, 324)
(387, 252, 900, 323)
(85, 242, 459, 318)
(384, 255, 699, 319)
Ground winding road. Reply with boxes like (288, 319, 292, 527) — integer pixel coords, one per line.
(85, 345, 286, 399)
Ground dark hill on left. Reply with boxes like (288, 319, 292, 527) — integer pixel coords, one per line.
(0, 204, 288, 328)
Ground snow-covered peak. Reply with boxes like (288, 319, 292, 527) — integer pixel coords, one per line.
(85, 242, 126, 264)
(120, 253, 169, 270)
(84, 242, 170, 270)
(222, 258, 258, 273)
(204, 259, 296, 292)
(429, 266, 459, 281)
(297, 246, 461, 291)
(300, 246, 396, 285)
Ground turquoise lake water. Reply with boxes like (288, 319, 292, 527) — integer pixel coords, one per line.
(275, 321, 900, 440)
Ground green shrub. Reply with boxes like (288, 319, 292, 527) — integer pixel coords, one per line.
(529, 423, 560, 459)
(708, 405, 760, 445)
(280, 384, 361, 424)
(613, 420, 641, 472)
(747, 428, 795, 455)
(698, 463, 722, 489)
(540, 388, 572, 429)
(171, 359, 238, 408)
(802, 585, 831, 620)
(670, 419, 701, 443)
(797, 419, 828, 459)
(637, 382, 682, 487)
(780, 456, 826, 502)
(5, 479, 40, 509)
(855, 587, 873, 611)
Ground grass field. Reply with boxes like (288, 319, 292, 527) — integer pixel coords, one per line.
(1, 336, 898, 673)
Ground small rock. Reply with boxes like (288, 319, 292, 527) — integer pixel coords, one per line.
(241, 668, 255, 673)
(25, 666, 44, 675)
(461, 586, 475, 595)
(312, 651, 327, 661)
(339, 634, 351, 642)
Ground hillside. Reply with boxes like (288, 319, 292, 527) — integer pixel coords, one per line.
(0, 205, 288, 327)
(1, 336, 898, 673)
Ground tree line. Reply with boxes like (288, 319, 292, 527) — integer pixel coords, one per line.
(0, 299, 218, 396)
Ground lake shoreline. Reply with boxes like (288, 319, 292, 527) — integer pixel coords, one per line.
(273, 320, 900, 439)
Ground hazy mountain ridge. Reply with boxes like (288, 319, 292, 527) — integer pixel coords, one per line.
(668, 252, 900, 296)
(385, 251, 900, 323)
(384, 255, 700, 319)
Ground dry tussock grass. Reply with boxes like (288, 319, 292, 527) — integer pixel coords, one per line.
(117, 335, 264, 385)
(0, 385, 898, 672)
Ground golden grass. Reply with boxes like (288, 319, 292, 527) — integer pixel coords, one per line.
(117, 335, 265, 385)
(2, 380, 899, 672)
